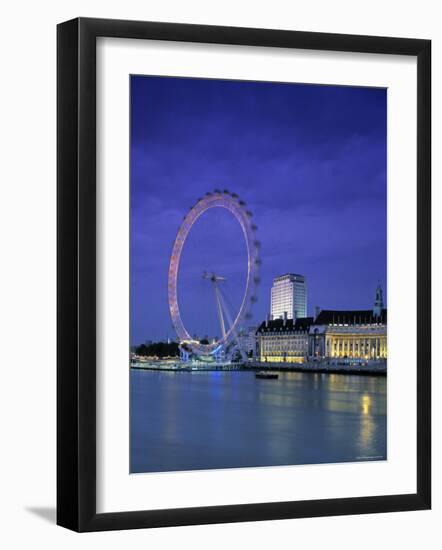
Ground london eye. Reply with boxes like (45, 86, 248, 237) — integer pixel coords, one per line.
(168, 190, 260, 360)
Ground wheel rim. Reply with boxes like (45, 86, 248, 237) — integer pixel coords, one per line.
(168, 191, 260, 355)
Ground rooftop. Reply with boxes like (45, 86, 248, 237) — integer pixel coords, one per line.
(273, 273, 305, 282)
(256, 308, 387, 334)
(313, 309, 387, 325)
(256, 317, 313, 333)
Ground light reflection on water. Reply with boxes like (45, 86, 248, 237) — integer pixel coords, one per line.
(130, 370, 386, 473)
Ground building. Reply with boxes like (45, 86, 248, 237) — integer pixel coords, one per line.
(270, 273, 307, 320)
(257, 285, 387, 364)
(237, 325, 258, 358)
(256, 313, 313, 363)
(309, 285, 387, 361)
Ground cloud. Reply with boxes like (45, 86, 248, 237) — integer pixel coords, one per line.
(130, 76, 386, 344)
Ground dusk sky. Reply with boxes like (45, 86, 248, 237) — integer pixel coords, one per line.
(130, 76, 386, 345)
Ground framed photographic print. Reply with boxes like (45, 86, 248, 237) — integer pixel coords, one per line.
(57, 17, 431, 531)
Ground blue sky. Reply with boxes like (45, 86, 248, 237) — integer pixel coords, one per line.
(130, 76, 386, 345)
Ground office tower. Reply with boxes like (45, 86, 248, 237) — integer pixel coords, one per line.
(270, 273, 307, 320)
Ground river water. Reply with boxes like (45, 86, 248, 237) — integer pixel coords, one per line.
(130, 369, 386, 473)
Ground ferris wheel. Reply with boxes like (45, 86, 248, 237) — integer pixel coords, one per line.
(168, 190, 260, 358)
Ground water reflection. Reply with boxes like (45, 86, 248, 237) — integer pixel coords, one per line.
(130, 370, 387, 473)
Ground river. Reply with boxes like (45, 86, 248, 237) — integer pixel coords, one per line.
(130, 369, 386, 473)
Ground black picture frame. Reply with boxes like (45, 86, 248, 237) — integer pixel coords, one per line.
(57, 17, 431, 532)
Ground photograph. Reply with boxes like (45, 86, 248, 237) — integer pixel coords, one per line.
(129, 75, 388, 474)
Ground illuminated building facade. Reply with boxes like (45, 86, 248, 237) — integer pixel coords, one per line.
(270, 273, 307, 320)
(309, 286, 387, 360)
(256, 314, 312, 363)
(309, 311, 387, 359)
(257, 285, 387, 364)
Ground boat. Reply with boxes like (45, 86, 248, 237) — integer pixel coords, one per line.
(255, 371, 279, 379)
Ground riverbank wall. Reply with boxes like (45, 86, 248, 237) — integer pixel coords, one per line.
(249, 360, 386, 376)
(131, 359, 386, 376)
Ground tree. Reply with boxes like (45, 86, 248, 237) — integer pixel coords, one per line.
(134, 341, 179, 358)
